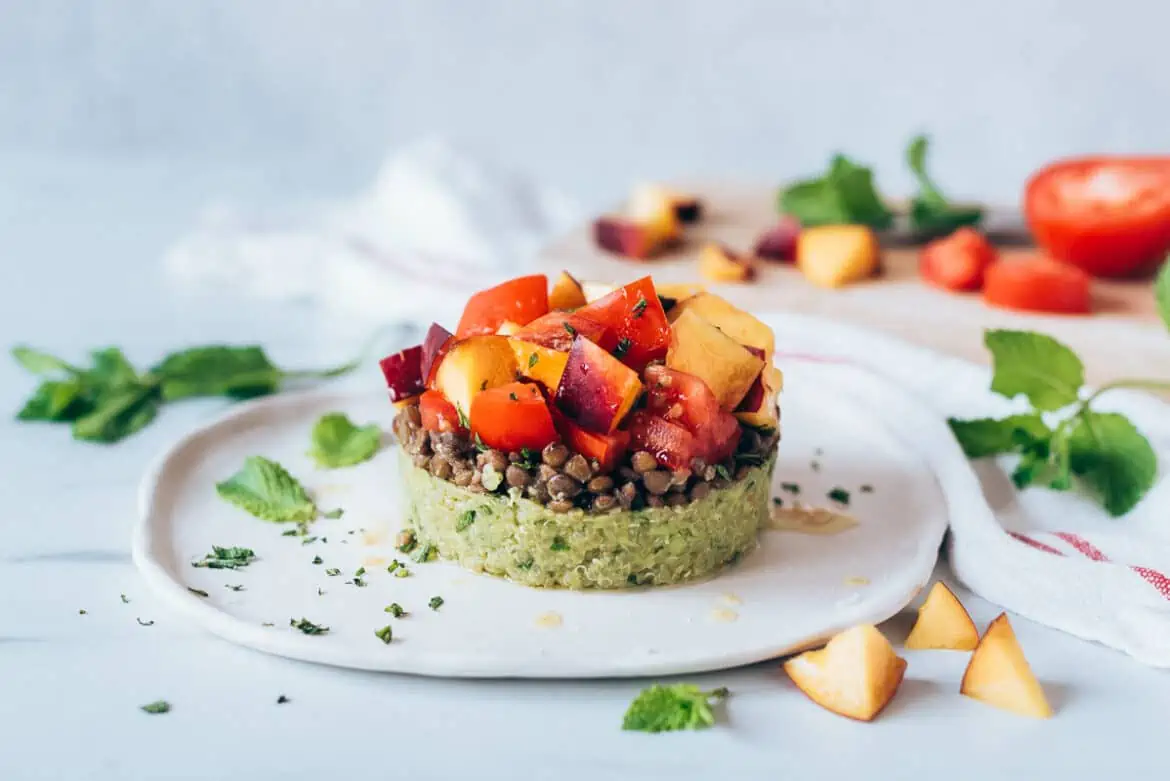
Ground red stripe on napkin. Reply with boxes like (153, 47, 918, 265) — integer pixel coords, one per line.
(1053, 532, 1110, 562)
(1054, 532, 1170, 601)
(1009, 531, 1065, 556)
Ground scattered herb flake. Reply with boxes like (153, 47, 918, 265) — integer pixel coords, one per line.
(828, 487, 851, 505)
(518, 448, 540, 469)
(348, 577, 367, 587)
(393, 566, 411, 578)
(301, 536, 319, 545)
(277, 695, 289, 704)
(78, 609, 87, 615)
(395, 530, 417, 553)
(714, 464, 732, 481)
(613, 338, 632, 360)
(384, 603, 406, 617)
(428, 596, 444, 611)
(141, 700, 170, 715)
(622, 684, 728, 733)
(457, 406, 470, 429)
(456, 509, 476, 532)
(810, 461, 821, 472)
(479, 379, 488, 391)
(772, 497, 783, 507)
(225, 584, 245, 592)
(120, 594, 130, 604)
(136, 618, 155, 626)
(860, 484, 874, 493)
(355, 567, 366, 577)
(550, 536, 570, 552)
(187, 587, 210, 598)
(528, 352, 539, 368)
(386, 560, 402, 574)
(323, 508, 344, 520)
(312, 555, 323, 565)
(781, 482, 801, 494)
(632, 296, 649, 318)
(289, 617, 329, 635)
(509, 391, 519, 401)
(374, 625, 393, 644)
(325, 568, 341, 577)
(563, 322, 577, 337)
(411, 543, 437, 564)
(191, 545, 256, 570)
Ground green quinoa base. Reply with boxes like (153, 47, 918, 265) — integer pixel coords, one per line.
(398, 453, 776, 589)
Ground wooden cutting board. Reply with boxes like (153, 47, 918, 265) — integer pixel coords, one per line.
(538, 182, 1168, 386)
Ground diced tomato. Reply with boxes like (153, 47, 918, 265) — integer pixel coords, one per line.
(420, 323, 454, 386)
(983, 255, 1092, 315)
(553, 410, 630, 472)
(919, 227, 997, 292)
(511, 311, 609, 352)
(1025, 157, 1170, 277)
(574, 277, 671, 370)
(379, 345, 424, 403)
(626, 411, 697, 472)
(418, 390, 466, 435)
(470, 382, 559, 453)
(456, 275, 549, 338)
(641, 364, 741, 466)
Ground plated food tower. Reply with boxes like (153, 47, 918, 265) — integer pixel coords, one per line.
(381, 273, 782, 588)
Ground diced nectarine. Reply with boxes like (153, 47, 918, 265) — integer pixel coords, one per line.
(432, 335, 518, 420)
(669, 293, 775, 362)
(555, 337, 642, 433)
(495, 320, 522, 336)
(548, 271, 587, 311)
(796, 225, 880, 288)
(735, 368, 780, 430)
(699, 243, 756, 283)
(512, 311, 609, 352)
(667, 308, 765, 410)
(961, 614, 1052, 718)
(629, 183, 702, 224)
(594, 215, 676, 260)
(783, 625, 907, 722)
(510, 339, 570, 392)
(755, 216, 801, 262)
(905, 582, 979, 651)
(582, 281, 618, 303)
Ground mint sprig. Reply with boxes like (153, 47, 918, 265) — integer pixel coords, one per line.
(216, 456, 320, 523)
(906, 135, 983, 236)
(949, 329, 1165, 516)
(778, 155, 893, 229)
(308, 413, 382, 469)
(622, 684, 728, 733)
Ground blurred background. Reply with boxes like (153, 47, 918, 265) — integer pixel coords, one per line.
(4, 0, 1167, 208)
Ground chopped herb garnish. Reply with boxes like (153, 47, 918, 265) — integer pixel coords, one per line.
(828, 487, 851, 505)
(354, 567, 366, 577)
(281, 528, 300, 537)
(772, 497, 783, 507)
(563, 322, 577, 337)
(312, 555, 323, 565)
(632, 296, 649, 318)
(860, 484, 874, 493)
(395, 530, 417, 553)
(325, 567, 341, 576)
(780, 482, 801, 494)
(428, 596, 444, 611)
(518, 447, 540, 469)
(393, 566, 411, 578)
(322, 508, 344, 520)
(289, 617, 329, 635)
(474, 433, 489, 452)
(517, 557, 535, 571)
(301, 536, 319, 545)
(374, 625, 393, 644)
(613, 338, 632, 359)
(386, 560, 402, 574)
(262, 622, 275, 627)
(456, 406, 470, 429)
(480, 380, 488, 391)
(120, 594, 129, 604)
(384, 603, 406, 617)
(78, 609, 87, 615)
(136, 618, 155, 626)
(225, 584, 245, 591)
(411, 543, 437, 563)
(509, 391, 519, 401)
(191, 545, 255, 570)
(348, 577, 367, 588)
(317, 587, 324, 596)
(550, 536, 570, 552)
(622, 684, 728, 733)
(277, 695, 289, 704)
(141, 700, 170, 715)
(811, 460, 821, 472)
(714, 464, 732, 481)
(528, 352, 539, 368)
(456, 509, 476, 532)
(187, 587, 209, 598)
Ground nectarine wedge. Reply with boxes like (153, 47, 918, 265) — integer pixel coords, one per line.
(667, 308, 764, 410)
(796, 225, 880, 288)
(960, 614, 1052, 719)
(699, 243, 756, 283)
(670, 293, 775, 362)
(783, 625, 907, 722)
(432, 335, 518, 420)
(905, 582, 979, 651)
(548, 271, 587, 311)
(554, 336, 642, 433)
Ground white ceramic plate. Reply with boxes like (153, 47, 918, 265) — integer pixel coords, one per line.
(133, 357, 948, 678)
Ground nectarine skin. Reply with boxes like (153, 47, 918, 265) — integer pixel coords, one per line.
(379, 345, 425, 403)
(554, 336, 642, 434)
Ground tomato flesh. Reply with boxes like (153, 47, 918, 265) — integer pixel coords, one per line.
(919, 227, 997, 292)
(456, 275, 549, 337)
(470, 382, 559, 453)
(1025, 157, 1170, 277)
(553, 410, 630, 472)
(574, 277, 671, 370)
(983, 255, 1092, 315)
(626, 411, 698, 472)
(641, 364, 741, 467)
(418, 390, 466, 435)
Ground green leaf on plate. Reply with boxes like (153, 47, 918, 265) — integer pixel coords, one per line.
(308, 412, 382, 469)
(216, 456, 318, 522)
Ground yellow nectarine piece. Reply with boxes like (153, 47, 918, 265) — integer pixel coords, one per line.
(548, 271, 587, 311)
(669, 293, 775, 362)
(961, 614, 1052, 719)
(796, 225, 880, 288)
(432, 335, 517, 420)
(667, 308, 764, 410)
(783, 625, 907, 722)
(495, 320, 523, 336)
(905, 582, 980, 651)
(510, 339, 570, 391)
(699, 243, 755, 284)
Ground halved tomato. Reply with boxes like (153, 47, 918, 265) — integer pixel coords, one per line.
(418, 390, 466, 435)
(983, 255, 1092, 315)
(470, 382, 559, 452)
(456, 275, 549, 337)
(919, 227, 997, 292)
(642, 364, 741, 467)
(574, 277, 671, 370)
(1025, 157, 1170, 277)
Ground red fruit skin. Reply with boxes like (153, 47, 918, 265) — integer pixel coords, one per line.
(420, 323, 454, 386)
(512, 311, 609, 352)
(553, 409, 630, 473)
(1025, 157, 1170, 277)
(379, 345, 424, 403)
(594, 217, 654, 259)
(983, 256, 1092, 315)
(554, 337, 642, 434)
(919, 227, 998, 292)
(754, 216, 801, 262)
(574, 277, 671, 371)
(626, 411, 697, 472)
(456, 275, 549, 337)
(418, 390, 466, 435)
(470, 382, 559, 453)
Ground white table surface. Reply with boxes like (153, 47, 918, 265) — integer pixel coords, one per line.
(2, 155, 1168, 781)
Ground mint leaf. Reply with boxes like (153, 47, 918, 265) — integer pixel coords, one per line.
(16, 380, 88, 422)
(308, 412, 382, 469)
(985, 330, 1084, 411)
(1068, 412, 1157, 516)
(11, 346, 77, 376)
(1156, 257, 1170, 333)
(140, 700, 170, 714)
(216, 456, 318, 522)
(906, 135, 982, 236)
(947, 414, 1050, 458)
(622, 684, 728, 733)
(71, 383, 160, 443)
(778, 155, 893, 229)
(88, 347, 138, 388)
(154, 346, 281, 401)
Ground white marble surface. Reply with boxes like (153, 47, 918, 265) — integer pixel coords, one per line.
(3, 157, 1170, 780)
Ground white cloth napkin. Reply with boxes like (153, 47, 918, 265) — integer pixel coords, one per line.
(164, 138, 582, 327)
(770, 313, 1170, 667)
